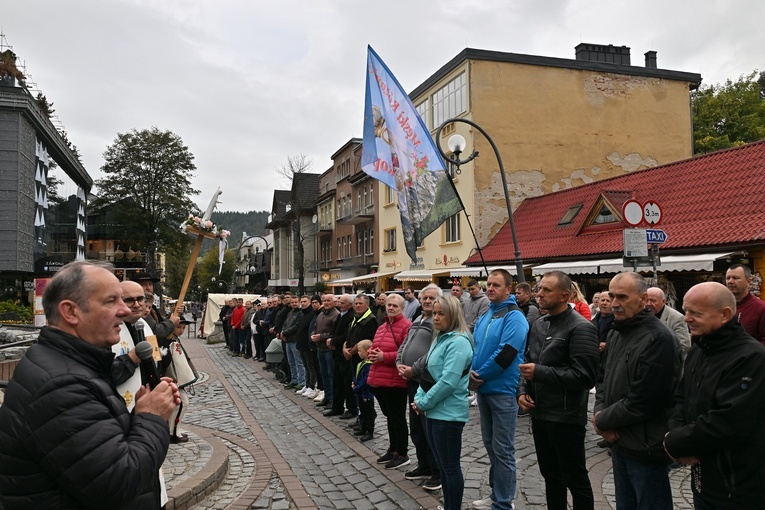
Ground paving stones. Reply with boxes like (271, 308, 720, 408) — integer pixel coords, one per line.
(166, 337, 696, 509)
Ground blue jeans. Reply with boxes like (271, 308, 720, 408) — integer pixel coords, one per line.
(477, 393, 518, 510)
(611, 450, 672, 510)
(425, 418, 465, 510)
(285, 342, 305, 386)
(317, 350, 334, 401)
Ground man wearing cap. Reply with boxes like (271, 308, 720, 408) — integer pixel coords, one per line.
(132, 271, 180, 341)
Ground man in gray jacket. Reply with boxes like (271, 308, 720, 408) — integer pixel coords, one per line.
(463, 279, 490, 332)
(396, 283, 442, 490)
(646, 287, 691, 362)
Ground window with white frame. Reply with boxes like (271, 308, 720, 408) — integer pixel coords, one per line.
(416, 100, 430, 130)
(385, 184, 395, 205)
(445, 213, 461, 243)
(369, 229, 374, 255)
(369, 184, 374, 207)
(337, 238, 342, 259)
(432, 72, 466, 127)
(384, 228, 396, 252)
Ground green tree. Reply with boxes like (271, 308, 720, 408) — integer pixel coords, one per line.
(692, 71, 765, 154)
(164, 240, 195, 298)
(197, 247, 235, 295)
(94, 127, 199, 266)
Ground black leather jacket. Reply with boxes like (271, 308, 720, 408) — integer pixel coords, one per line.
(518, 307, 599, 425)
(594, 310, 678, 463)
(0, 327, 169, 509)
(665, 319, 765, 509)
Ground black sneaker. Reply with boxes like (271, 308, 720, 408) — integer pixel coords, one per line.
(404, 466, 431, 480)
(376, 451, 395, 464)
(384, 454, 410, 469)
(422, 476, 442, 491)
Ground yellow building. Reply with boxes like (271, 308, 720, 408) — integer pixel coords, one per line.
(378, 43, 702, 289)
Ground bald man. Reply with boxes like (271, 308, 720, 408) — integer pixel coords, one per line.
(646, 287, 691, 361)
(664, 282, 765, 510)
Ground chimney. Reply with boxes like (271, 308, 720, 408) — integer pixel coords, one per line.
(644, 50, 657, 68)
(574, 43, 631, 65)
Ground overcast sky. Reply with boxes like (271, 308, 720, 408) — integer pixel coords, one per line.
(4, 0, 763, 213)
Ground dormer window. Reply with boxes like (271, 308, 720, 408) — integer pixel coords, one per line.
(593, 205, 616, 224)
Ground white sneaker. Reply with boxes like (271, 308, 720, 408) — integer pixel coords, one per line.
(304, 389, 317, 399)
(296, 386, 307, 395)
(472, 497, 493, 509)
(313, 390, 325, 402)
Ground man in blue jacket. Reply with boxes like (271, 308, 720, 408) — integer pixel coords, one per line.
(470, 269, 529, 510)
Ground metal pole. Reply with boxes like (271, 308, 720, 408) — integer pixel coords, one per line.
(435, 118, 525, 283)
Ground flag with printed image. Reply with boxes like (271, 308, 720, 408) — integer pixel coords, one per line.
(361, 45, 461, 262)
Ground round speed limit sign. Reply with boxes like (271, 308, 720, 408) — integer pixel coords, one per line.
(643, 201, 662, 225)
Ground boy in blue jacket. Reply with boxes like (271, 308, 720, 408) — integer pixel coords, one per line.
(353, 340, 376, 442)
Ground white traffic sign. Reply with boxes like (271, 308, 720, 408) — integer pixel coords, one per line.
(622, 200, 643, 227)
(646, 229, 668, 244)
(623, 229, 648, 257)
(643, 201, 662, 225)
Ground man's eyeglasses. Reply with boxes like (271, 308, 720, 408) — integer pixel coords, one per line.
(124, 296, 146, 306)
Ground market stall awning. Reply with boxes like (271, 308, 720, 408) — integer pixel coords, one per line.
(598, 252, 741, 273)
(450, 265, 528, 278)
(394, 269, 450, 282)
(328, 270, 401, 286)
(352, 270, 400, 283)
(532, 259, 622, 275)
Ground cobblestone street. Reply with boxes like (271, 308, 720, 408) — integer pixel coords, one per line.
(164, 332, 694, 509)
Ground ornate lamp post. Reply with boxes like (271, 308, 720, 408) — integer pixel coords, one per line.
(435, 118, 525, 283)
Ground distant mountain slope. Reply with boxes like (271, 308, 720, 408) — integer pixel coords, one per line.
(199, 210, 270, 255)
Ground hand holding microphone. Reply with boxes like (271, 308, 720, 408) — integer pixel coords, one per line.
(134, 341, 161, 389)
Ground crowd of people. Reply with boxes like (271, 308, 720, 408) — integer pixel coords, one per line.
(2, 261, 765, 509)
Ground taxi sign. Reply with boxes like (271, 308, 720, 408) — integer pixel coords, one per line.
(646, 229, 667, 244)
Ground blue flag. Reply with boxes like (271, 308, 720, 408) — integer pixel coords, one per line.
(362, 45, 461, 263)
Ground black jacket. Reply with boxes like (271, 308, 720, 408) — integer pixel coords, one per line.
(0, 327, 169, 509)
(518, 307, 599, 425)
(346, 309, 379, 350)
(594, 310, 678, 463)
(665, 319, 765, 509)
(330, 309, 356, 352)
(294, 307, 315, 351)
(280, 308, 301, 342)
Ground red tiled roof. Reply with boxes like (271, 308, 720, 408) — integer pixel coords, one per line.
(467, 140, 765, 265)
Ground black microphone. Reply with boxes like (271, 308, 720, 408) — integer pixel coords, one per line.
(135, 340, 161, 389)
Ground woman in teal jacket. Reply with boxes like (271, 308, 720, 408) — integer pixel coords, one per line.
(413, 295, 474, 510)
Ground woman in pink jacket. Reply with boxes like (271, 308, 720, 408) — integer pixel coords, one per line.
(368, 293, 412, 469)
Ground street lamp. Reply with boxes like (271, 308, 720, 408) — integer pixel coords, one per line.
(210, 277, 231, 292)
(435, 118, 525, 283)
